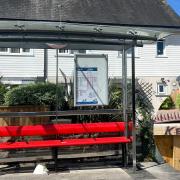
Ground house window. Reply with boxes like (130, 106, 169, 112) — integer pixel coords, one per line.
(0, 48, 8, 52)
(157, 40, 165, 56)
(58, 49, 69, 54)
(70, 50, 86, 54)
(22, 48, 30, 53)
(76, 50, 86, 54)
(10, 48, 20, 53)
(0, 48, 33, 55)
(58, 49, 86, 55)
(157, 83, 167, 95)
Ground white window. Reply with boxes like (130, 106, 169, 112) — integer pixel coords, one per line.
(0, 48, 33, 56)
(0, 48, 8, 52)
(157, 40, 165, 56)
(58, 49, 86, 56)
(157, 83, 167, 95)
(22, 48, 31, 53)
(58, 49, 69, 54)
(10, 48, 20, 53)
(70, 50, 86, 54)
(21, 79, 35, 84)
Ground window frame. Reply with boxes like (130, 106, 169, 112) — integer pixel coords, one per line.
(58, 49, 70, 55)
(0, 48, 8, 53)
(156, 82, 167, 96)
(156, 39, 166, 57)
(58, 49, 86, 56)
(0, 48, 33, 56)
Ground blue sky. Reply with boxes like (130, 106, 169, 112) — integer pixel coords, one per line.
(167, 0, 180, 15)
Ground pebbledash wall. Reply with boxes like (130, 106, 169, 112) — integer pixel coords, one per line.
(0, 35, 180, 112)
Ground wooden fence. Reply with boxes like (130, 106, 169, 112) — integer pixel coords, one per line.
(0, 105, 49, 126)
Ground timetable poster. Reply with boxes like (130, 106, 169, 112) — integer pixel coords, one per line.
(76, 67, 98, 105)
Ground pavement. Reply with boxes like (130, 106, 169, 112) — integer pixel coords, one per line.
(141, 162, 180, 180)
(126, 162, 180, 180)
(0, 162, 180, 180)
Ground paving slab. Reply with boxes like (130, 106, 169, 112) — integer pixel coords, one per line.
(125, 162, 180, 180)
(1, 162, 180, 180)
(0, 168, 132, 180)
(145, 163, 180, 180)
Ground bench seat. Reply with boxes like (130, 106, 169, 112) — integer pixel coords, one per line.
(0, 122, 132, 168)
(0, 136, 131, 150)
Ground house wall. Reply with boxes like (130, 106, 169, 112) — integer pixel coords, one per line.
(136, 35, 180, 77)
(0, 35, 179, 112)
(0, 49, 44, 84)
(46, 34, 180, 113)
(135, 35, 180, 112)
(0, 35, 179, 80)
(137, 76, 179, 112)
(47, 49, 133, 81)
(47, 35, 180, 79)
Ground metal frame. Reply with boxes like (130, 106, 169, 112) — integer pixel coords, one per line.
(0, 109, 131, 117)
(0, 23, 164, 171)
(55, 49, 59, 122)
(0, 42, 137, 169)
(131, 42, 136, 171)
(74, 54, 108, 106)
(122, 45, 128, 167)
(43, 49, 48, 82)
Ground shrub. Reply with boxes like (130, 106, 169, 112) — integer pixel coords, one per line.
(108, 83, 122, 110)
(4, 83, 66, 109)
(159, 96, 175, 110)
(0, 84, 8, 105)
(138, 108, 155, 161)
(0, 76, 8, 105)
(175, 94, 180, 109)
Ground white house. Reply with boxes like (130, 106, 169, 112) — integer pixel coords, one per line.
(0, 34, 180, 112)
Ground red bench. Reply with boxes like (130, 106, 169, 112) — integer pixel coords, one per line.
(0, 122, 132, 170)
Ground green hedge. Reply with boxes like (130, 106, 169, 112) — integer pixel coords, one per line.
(4, 83, 65, 109)
(0, 84, 8, 105)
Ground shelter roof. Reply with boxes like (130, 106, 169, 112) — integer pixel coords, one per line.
(154, 109, 180, 123)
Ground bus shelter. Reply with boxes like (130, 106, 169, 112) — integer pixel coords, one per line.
(0, 0, 180, 171)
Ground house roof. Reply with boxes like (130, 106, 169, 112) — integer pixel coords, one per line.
(0, 0, 179, 49)
(0, 0, 179, 27)
(154, 109, 180, 123)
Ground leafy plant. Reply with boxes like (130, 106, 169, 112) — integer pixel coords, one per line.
(138, 108, 155, 161)
(175, 94, 180, 109)
(0, 76, 8, 105)
(159, 96, 175, 110)
(4, 83, 66, 110)
(108, 83, 122, 110)
(0, 85, 7, 105)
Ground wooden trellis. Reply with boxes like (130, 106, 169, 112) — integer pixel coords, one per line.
(136, 80, 153, 113)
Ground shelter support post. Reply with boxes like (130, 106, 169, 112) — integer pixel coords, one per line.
(44, 49, 48, 82)
(52, 49, 59, 171)
(122, 45, 128, 166)
(52, 147, 58, 172)
(56, 49, 59, 122)
(131, 43, 136, 171)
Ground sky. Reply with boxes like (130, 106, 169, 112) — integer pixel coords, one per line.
(167, 0, 180, 15)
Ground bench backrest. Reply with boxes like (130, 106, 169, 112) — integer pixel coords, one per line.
(0, 122, 132, 137)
